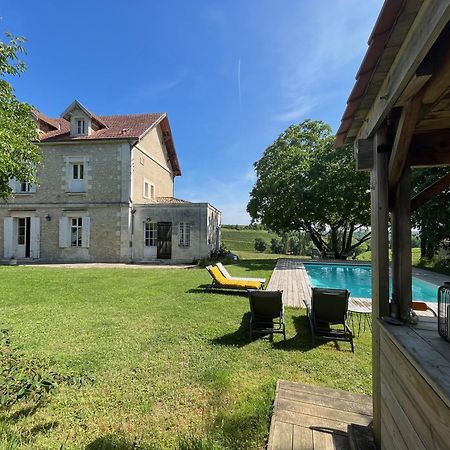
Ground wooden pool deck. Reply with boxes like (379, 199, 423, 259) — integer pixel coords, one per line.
(266, 258, 438, 315)
(267, 380, 373, 450)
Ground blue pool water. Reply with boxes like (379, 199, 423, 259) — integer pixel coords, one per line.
(304, 263, 438, 302)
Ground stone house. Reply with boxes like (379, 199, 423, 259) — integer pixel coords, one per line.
(0, 100, 221, 263)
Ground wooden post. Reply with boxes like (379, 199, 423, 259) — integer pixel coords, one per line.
(370, 129, 390, 446)
(391, 165, 412, 321)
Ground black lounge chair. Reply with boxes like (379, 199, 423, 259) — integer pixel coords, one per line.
(248, 290, 286, 341)
(307, 287, 354, 352)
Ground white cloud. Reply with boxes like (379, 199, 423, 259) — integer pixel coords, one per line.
(275, 95, 319, 122)
(139, 68, 190, 97)
(276, 0, 383, 123)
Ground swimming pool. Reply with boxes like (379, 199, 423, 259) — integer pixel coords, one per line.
(304, 263, 439, 302)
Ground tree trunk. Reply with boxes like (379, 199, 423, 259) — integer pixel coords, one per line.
(344, 224, 355, 258)
(330, 228, 339, 258)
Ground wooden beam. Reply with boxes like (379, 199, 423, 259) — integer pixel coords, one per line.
(371, 128, 390, 447)
(411, 172, 450, 211)
(356, 131, 450, 169)
(354, 139, 373, 171)
(410, 131, 450, 167)
(356, 1, 450, 141)
(388, 90, 425, 192)
(391, 166, 412, 321)
(423, 43, 450, 105)
(395, 73, 432, 107)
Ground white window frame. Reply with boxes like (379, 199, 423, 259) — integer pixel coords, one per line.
(18, 182, 35, 193)
(179, 222, 191, 247)
(70, 217, 83, 247)
(76, 118, 86, 135)
(59, 214, 90, 248)
(72, 163, 84, 181)
(8, 179, 36, 194)
(144, 222, 157, 247)
(65, 156, 88, 193)
(143, 179, 155, 199)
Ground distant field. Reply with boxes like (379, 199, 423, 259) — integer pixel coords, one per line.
(221, 228, 279, 253)
(356, 247, 421, 264)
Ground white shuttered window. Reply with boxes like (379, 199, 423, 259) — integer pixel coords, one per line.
(59, 216, 90, 248)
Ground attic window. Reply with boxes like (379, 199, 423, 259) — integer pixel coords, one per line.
(76, 119, 86, 135)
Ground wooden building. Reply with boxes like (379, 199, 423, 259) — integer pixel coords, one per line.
(336, 0, 450, 448)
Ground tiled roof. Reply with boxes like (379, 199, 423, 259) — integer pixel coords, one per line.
(151, 197, 191, 204)
(36, 105, 181, 176)
(38, 112, 165, 142)
(34, 111, 61, 130)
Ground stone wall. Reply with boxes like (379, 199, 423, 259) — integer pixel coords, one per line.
(131, 126, 174, 202)
(0, 205, 129, 263)
(132, 203, 221, 262)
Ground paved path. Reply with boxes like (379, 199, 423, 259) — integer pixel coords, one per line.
(3, 262, 195, 269)
(412, 266, 449, 286)
(268, 380, 373, 450)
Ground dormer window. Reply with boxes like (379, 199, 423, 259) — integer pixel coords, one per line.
(61, 100, 108, 137)
(76, 118, 86, 135)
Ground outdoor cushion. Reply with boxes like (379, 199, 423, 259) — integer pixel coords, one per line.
(207, 266, 262, 290)
(216, 262, 266, 283)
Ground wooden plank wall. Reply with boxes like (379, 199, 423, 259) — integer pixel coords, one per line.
(380, 326, 450, 450)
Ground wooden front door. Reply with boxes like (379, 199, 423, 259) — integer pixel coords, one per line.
(157, 222, 172, 259)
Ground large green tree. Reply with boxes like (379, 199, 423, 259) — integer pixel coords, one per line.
(0, 32, 41, 199)
(247, 120, 371, 259)
(412, 168, 450, 260)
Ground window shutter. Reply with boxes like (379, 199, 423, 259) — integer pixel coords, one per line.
(30, 217, 41, 259)
(59, 217, 69, 247)
(8, 179, 17, 193)
(82, 217, 90, 248)
(3, 217, 14, 258)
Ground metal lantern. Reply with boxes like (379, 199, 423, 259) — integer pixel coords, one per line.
(438, 282, 450, 340)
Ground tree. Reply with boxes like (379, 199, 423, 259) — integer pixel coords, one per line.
(0, 32, 41, 199)
(270, 237, 284, 254)
(247, 120, 371, 259)
(412, 168, 450, 260)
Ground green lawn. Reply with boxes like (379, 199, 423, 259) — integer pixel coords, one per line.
(356, 247, 450, 276)
(221, 228, 310, 260)
(356, 247, 421, 264)
(0, 261, 372, 449)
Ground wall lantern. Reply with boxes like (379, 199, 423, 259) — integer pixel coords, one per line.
(45, 214, 51, 221)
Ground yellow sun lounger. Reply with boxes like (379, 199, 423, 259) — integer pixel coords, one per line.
(206, 265, 263, 290)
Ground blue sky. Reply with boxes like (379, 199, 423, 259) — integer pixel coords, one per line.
(2, 0, 383, 223)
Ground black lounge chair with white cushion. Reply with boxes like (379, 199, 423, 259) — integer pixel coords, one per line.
(248, 290, 285, 341)
(307, 287, 354, 352)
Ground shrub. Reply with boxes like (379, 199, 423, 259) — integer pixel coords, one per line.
(270, 238, 284, 254)
(254, 238, 267, 252)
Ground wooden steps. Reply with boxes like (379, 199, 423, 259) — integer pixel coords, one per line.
(347, 424, 376, 450)
(267, 381, 374, 450)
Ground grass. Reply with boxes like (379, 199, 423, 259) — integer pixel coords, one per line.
(356, 247, 450, 276)
(356, 247, 421, 263)
(0, 261, 372, 449)
(221, 229, 279, 253)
